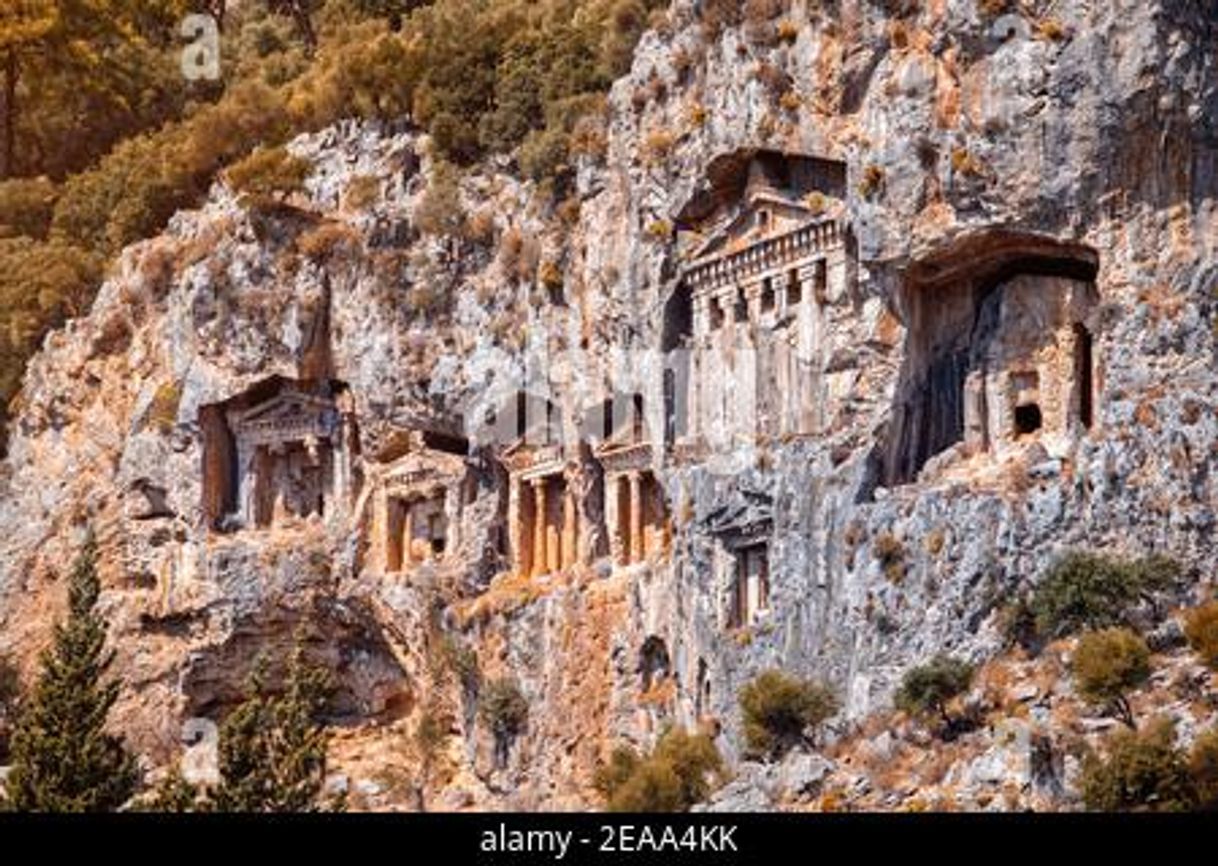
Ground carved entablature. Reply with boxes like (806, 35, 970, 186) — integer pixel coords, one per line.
(684, 218, 845, 298)
(382, 450, 466, 499)
(500, 441, 566, 480)
(595, 440, 653, 475)
(231, 391, 339, 447)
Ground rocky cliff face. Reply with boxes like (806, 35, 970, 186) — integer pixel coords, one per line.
(2, 0, 1218, 811)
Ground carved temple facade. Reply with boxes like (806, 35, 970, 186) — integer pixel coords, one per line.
(368, 432, 470, 574)
(191, 151, 1104, 649)
(670, 150, 851, 453)
(201, 378, 358, 532)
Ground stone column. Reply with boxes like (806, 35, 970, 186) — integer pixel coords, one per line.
(546, 479, 561, 575)
(532, 478, 547, 577)
(402, 505, 414, 567)
(562, 484, 578, 569)
(509, 478, 526, 577)
(772, 272, 790, 317)
(445, 485, 460, 559)
(693, 295, 710, 339)
(236, 440, 253, 525)
(629, 471, 643, 564)
(743, 280, 763, 323)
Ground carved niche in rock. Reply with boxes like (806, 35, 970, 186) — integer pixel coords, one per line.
(200, 377, 358, 532)
(370, 429, 469, 574)
(669, 149, 852, 456)
(884, 232, 1100, 485)
(589, 393, 672, 569)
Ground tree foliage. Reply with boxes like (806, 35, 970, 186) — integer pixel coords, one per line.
(1080, 718, 1197, 812)
(5, 531, 140, 811)
(594, 728, 723, 812)
(1028, 552, 1181, 641)
(738, 669, 838, 760)
(210, 645, 335, 812)
(1183, 600, 1218, 670)
(1072, 627, 1151, 730)
(894, 655, 974, 733)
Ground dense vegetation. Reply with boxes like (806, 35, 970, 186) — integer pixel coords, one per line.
(0, 0, 669, 449)
(894, 655, 975, 737)
(4, 532, 139, 811)
(594, 728, 723, 812)
(738, 669, 838, 759)
(1002, 552, 1181, 647)
(1080, 718, 1218, 812)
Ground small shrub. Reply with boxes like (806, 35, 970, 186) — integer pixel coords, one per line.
(977, 0, 1012, 16)
(1189, 727, 1218, 810)
(1183, 601, 1218, 669)
(779, 90, 802, 112)
(1072, 628, 1150, 729)
(596, 728, 722, 812)
(699, 0, 744, 40)
(570, 114, 608, 160)
(518, 126, 571, 184)
(645, 219, 673, 242)
(895, 655, 974, 732)
(998, 595, 1038, 650)
(1080, 718, 1196, 812)
(146, 381, 183, 435)
(858, 164, 885, 199)
(777, 19, 800, 44)
(1029, 552, 1181, 640)
(437, 635, 480, 695)
(226, 146, 313, 205)
(739, 670, 838, 760)
(804, 191, 827, 216)
(478, 677, 528, 740)
(343, 175, 381, 210)
(296, 222, 358, 263)
(872, 533, 904, 565)
(643, 129, 676, 165)
(951, 147, 985, 177)
(464, 208, 497, 247)
(1035, 18, 1068, 41)
(414, 162, 465, 238)
(687, 103, 709, 128)
(538, 260, 563, 293)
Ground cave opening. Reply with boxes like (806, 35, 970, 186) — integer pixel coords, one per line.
(1074, 323, 1094, 429)
(880, 233, 1100, 487)
(1015, 403, 1043, 436)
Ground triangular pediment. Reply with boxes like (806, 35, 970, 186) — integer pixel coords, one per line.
(689, 194, 817, 262)
(237, 392, 332, 425)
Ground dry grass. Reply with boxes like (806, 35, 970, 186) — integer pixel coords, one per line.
(858, 164, 885, 199)
(1035, 17, 1068, 41)
(643, 129, 676, 165)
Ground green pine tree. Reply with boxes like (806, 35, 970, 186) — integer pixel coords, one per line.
(211, 644, 334, 812)
(5, 530, 139, 811)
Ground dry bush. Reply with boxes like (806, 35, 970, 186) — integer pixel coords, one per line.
(1184, 601, 1218, 669)
(643, 129, 676, 165)
(343, 174, 381, 210)
(858, 164, 885, 199)
(296, 222, 358, 263)
(464, 208, 497, 248)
